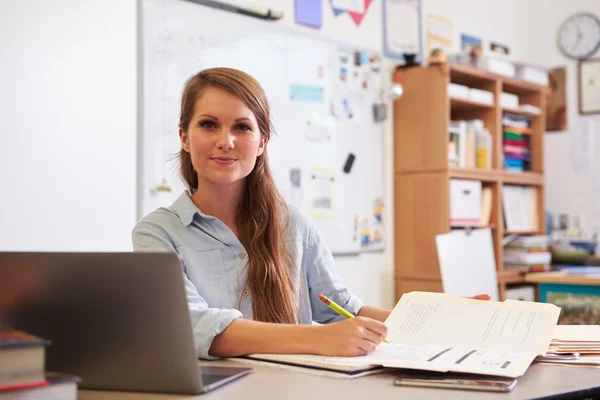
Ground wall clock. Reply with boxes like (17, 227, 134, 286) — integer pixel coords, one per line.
(558, 12, 600, 60)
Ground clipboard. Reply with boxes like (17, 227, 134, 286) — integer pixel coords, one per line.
(435, 228, 499, 301)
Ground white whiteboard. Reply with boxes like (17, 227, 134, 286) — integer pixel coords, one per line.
(141, 0, 385, 254)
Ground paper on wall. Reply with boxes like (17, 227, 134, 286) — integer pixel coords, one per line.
(309, 168, 336, 219)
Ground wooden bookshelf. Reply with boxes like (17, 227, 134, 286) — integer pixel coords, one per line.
(393, 63, 547, 301)
(502, 171, 544, 185)
(451, 97, 495, 111)
(448, 167, 498, 182)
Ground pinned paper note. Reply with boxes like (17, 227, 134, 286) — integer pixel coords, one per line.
(383, 0, 422, 61)
(461, 33, 482, 52)
(295, 0, 323, 29)
(426, 14, 452, 60)
(290, 84, 324, 103)
(571, 116, 596, 173)
(289, 168, 303, 207)
(359, 198, 384, 252)
(305, 111, 335, 142)
(309, 168, 335, 219)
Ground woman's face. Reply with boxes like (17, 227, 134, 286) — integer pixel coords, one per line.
(180, 86, 265, 189)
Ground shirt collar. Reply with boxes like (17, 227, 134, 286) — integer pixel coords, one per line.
(171, 190, 214, 226)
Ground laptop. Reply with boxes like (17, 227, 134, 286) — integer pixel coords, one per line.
(0, 252, 251, 394)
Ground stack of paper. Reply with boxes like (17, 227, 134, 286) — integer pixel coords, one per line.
(504, 235, 551, 272)
(537, 325, 600, 367)
(245, 292, 560, 378)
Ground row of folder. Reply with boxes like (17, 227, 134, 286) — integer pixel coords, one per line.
(503, 112, 532, 172)
(537, 325, 600, 367)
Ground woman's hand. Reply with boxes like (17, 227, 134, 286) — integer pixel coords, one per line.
(312, 317, 388, 357)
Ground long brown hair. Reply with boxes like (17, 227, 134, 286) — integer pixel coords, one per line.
(178, 68, 299, 324)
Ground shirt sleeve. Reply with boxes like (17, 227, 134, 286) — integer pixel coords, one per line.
(305, 223, 364, 324)
(132, 222, 242, 360)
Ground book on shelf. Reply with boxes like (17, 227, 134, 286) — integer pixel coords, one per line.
(504, 249, 551, 265)
(448, 119, 492, 169)
(0, 327, 49, 388)
(504, 235, 551, 271)
(480, 187, 493, 226)
(503, 263, 551, 273)
(251, 292, 561, 379)
(505, 235, 548, 248)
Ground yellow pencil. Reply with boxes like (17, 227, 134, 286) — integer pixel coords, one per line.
(318, 293, 390, 344)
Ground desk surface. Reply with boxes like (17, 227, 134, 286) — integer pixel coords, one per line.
(526, 271, 600, 285)
(78, 359, 600, 400)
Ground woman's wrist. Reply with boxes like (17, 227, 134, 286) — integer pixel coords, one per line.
(291, 324, 326, 354)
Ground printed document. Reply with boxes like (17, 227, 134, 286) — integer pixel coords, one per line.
(322, 292, 560, 377)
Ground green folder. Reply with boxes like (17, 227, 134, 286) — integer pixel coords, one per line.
(504, 132, 522, 140)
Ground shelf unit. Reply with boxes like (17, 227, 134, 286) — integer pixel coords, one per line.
(393, 63, 547, 301)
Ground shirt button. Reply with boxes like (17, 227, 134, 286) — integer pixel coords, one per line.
(239, 253, 246, 259)
(243, 290, 249, 297)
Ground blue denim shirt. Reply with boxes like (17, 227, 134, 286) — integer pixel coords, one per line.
(132, 191, 363, 359)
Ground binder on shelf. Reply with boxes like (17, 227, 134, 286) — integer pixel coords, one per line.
(480, 187, 493, 226)
(502, 186, 538, 232)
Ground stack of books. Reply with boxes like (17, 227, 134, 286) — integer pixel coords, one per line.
(503, 112, 532, 172)
(537, 325, 600, 367)
(0, 327, 80, 399)
(504, 235, 551, 272)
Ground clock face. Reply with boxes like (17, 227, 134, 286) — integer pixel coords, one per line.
(558, 12, 600, 60)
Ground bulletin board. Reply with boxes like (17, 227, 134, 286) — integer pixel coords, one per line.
(141, 0, 386, 254)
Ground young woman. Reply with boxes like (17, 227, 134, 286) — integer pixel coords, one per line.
(133, 68, 488, 360)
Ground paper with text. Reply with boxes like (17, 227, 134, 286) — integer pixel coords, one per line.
(250, 292, 560, 378)
(322, 292, 559, 377)
(385, 292, 559, 355)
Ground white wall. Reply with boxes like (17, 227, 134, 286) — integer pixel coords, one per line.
(0, 1, 138, 251)
(516, 1, 600, 240)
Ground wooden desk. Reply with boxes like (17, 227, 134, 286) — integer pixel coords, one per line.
(78, 359, 600, 400)
(526, 271, 600, 324)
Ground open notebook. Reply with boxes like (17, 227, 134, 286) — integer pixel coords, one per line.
(243, 353, 381, 375)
